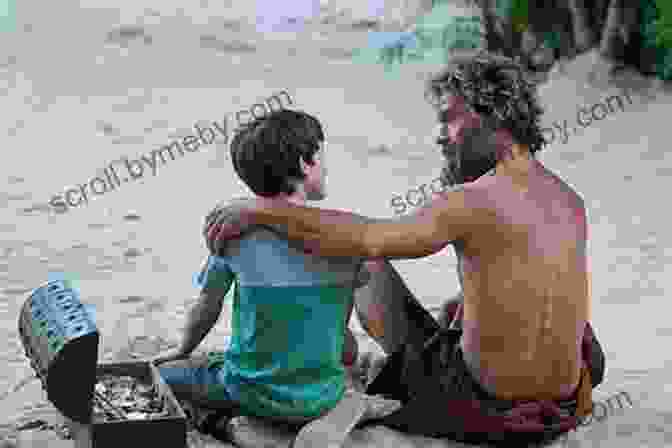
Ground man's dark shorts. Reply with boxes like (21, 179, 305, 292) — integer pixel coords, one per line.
(361, 299, 605, 446)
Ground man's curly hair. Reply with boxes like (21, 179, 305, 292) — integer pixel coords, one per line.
(424, 50, 547, 155)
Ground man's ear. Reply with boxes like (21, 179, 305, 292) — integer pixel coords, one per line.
(458, 125, 500, 181)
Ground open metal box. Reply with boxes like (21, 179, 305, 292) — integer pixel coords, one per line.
(68, 361, 188, 448)
(18, 279, 188, 448)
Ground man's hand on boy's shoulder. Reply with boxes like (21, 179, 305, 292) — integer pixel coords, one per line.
(203, 197, 257, 254)
(204, 197, 253, 233)
(203, 197, 282, 255)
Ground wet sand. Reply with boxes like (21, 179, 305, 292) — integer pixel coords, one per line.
(0, 0, 671, 446)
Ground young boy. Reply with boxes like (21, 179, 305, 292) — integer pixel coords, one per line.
(154, 110, 367, 427)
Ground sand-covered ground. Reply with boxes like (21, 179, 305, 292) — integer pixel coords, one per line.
(1, 0, 671, 446)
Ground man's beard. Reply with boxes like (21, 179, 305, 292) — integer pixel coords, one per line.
(440, 123, 501, 186)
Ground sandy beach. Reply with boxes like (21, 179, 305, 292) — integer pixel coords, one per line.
(1, 0, 671, 446)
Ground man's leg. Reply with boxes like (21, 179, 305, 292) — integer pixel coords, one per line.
(437, 290, 464, 329)
(343, 295, 358, 366)
(343, 328, 358, 365)
(354, 260, 438, 356)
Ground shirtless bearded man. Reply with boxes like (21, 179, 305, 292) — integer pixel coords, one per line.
(202, 51, 605, 445)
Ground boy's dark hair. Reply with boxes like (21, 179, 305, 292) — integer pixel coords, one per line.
(230, 109, 324, 197)
(424, 50, 546, 155)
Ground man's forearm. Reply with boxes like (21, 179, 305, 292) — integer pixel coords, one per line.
(178, 293, 223, 355)
(254, 202, 447, 259)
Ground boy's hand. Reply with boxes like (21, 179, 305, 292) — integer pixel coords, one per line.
(202, 198, 259, 255)
(129, 346, 188, 365)
(150, 347, 189, 366)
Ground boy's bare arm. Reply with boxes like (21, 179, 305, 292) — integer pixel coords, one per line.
(176, 288, 227, 355)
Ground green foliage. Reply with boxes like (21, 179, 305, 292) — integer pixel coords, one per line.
(510, 0, 530, 32)
(641, 0, 672, 80)
(352, 3, 484, 79)
(654, 0, 672, 48)
(0, 0, 15, 32)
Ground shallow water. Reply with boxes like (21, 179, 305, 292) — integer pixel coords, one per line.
(1, 0, 671, 446)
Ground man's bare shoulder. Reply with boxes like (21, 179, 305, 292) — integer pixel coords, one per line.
(402, 181, 494, 248)
(412, 180, 493, 217)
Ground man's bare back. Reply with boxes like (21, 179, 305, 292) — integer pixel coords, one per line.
(458, 159, 588, 401)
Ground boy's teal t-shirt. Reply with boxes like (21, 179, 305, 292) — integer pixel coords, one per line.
(195, 228, 366, 420)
